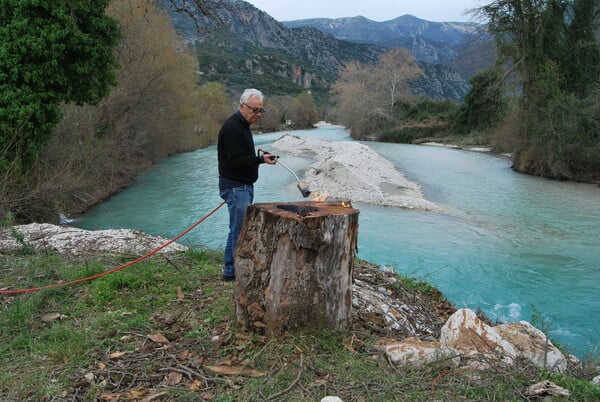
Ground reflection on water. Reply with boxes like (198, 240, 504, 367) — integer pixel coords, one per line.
(76, 126, 600, 358)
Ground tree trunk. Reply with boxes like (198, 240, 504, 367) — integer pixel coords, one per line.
(234, 201, 359, 336)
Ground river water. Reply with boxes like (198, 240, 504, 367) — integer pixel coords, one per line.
(76, 126, 600, 358)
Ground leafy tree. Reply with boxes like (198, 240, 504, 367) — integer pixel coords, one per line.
(456, 69, 507, 133)
(1, 0, 212, 223)
(481, 0, 600, 180)
(563, 0, 600, 96)
(0, 0, 120, 172)
(482, 0, 567, 104)
(293, 92, 319, 127)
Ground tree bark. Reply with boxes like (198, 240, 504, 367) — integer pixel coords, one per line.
(234, 201, 359, 336)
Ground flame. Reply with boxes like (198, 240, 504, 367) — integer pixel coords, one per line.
(311, 192, 328, 202)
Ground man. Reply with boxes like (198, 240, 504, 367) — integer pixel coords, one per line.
(217, 88, 276, 281)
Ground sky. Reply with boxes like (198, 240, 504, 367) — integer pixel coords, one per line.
(244, 0, 490, 23)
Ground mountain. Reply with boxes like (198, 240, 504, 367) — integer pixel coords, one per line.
(158, 0, 483, 101)
(283, 15, 494, 79)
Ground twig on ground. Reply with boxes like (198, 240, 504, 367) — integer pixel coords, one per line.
(265, 354, 304, 400)
(167, 355, 230, 386)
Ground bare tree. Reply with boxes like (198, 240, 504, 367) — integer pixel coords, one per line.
(373, 48, 422, 114)
(293, 92, 319, 127)
(194, 82, 231, 144)
(330, 49, 421, 138)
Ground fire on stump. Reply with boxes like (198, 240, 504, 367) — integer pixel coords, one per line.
(234, 201, 359, 336)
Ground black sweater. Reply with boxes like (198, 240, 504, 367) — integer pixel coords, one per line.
(217, 111, 263, 185)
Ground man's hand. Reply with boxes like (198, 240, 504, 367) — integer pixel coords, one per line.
(264, 153, 278, 165)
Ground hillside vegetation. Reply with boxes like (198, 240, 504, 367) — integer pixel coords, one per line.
(1, 1, 212, 223)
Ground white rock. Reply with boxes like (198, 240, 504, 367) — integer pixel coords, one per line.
(524, 380, 570, 398)
(370, 308, 576, 373)
(0, 223, 187, 256)
(352, 281, 439, 337)
(495, 321, 567, 372)
(440, 308, 517, 364)
(374, 337, 460, 368)
(321, 397, 343, 402)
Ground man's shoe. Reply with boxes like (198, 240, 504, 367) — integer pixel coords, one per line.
(221, 275, 236, 282)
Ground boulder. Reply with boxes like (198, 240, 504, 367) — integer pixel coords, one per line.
(524, 380, 570, 398)
(374, 337, 459, 368)
(495, 321, 567, 373)
(440, 308, 517, 367)
(374, 308, 578, 373)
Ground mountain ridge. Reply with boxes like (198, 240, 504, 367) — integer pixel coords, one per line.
(159, 0, 487, 101)
(283, 14, 490, 69)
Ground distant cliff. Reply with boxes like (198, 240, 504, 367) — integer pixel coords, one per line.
(159, 0, 492, 101)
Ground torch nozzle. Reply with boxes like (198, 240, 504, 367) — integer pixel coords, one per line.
(297, 181, 311, 198)
(261, 149, 311, 198)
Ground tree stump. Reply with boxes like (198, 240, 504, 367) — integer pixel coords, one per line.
(234, 201, 359, 336)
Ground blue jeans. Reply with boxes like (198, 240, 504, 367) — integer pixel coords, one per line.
(220, 184, 254, 278)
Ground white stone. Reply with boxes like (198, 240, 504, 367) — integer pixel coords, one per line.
(524, 380, 570, 398)
(321, 397, 343, 402)
(0, 223, 187, 256)
(84, 372, 96, 383)
(374, 337, 460, 368)
(352, 280, 439, 337)
(440, 308, 517, 364)
(495, 321, 567, 373)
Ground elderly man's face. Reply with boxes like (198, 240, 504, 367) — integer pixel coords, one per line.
(240, 96, 265, 124)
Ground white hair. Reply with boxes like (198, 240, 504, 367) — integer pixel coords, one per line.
(240, 88, 264, 104)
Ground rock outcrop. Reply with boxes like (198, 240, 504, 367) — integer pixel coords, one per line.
(159, 0, 472, 101)
(375, 308, 571, 373)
